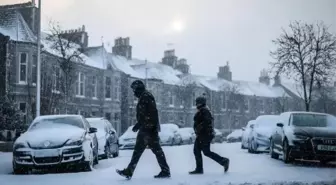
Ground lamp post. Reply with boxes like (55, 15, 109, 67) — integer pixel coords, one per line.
(36, 0, 42, 117)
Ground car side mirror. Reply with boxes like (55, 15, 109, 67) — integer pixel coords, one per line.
(109, 130, 115, 135)
(277, 123, 284, 127)
(89, 127, 97, 134)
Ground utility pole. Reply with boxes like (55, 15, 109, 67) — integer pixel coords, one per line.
(36, 0, 41, 117)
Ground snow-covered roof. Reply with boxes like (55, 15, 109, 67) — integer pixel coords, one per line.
(234, 80, 290, 98)
(131, 61, 182, 85)
(0, 9, 36, 42)
(109, 54, 144, 79)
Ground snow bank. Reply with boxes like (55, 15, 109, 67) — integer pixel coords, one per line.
(227, 129, 243, 140)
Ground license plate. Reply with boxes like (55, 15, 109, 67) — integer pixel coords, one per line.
(317, 145, 336, 151)
(34, 149, 60, 157)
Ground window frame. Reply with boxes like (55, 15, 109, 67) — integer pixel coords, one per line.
(105, 76, 111, 100)
(32, 55, 37, 85)
(19, 52, 28, 84)
(92, 76, 97, 99)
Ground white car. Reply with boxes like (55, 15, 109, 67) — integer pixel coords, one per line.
(12, 115, 99, 174)
(226, 129, 243, 143)
(241, 120, 256, 149)
(119, 126, 138, 150)
(248, 115, 279, 153)
(212, 129, 224, 143)
(178, 127, 196, 145)
(159, 123, 182, 146)
(86, 118, 119, 158)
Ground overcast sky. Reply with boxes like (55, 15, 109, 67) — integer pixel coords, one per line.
(2, 0, 336, 81)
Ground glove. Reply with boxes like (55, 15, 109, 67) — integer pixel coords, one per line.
(132, 124, 139, 132)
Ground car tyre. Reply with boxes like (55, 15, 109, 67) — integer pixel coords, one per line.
(171, 138, 175, 146)
(248, 139, 256, 153)
(270, 139, 279, 159)
(113, 145, 119, 157)
(283, 139, 293, 164)
(13, 161, 29, 175)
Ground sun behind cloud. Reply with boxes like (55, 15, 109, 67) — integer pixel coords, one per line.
(171, 19, 185, 33)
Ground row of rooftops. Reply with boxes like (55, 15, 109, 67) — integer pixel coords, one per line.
(0, 2, 301, 99)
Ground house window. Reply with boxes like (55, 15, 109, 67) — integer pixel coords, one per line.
(114, 78, 120, 100)
(244, 98, 249, 112)
(19, 102, 26, 124)
(92, 76, 97, 98)
(105, 77, 111, 99)
(53, 67, 61, 92)
(192, 92, 196, 107)
(114, 112, 120, 121)
(105, 112, 111, 121)
(19, 53, 28, 83)
(257, 99, 264, 113)
(76, 72, 85, 96)
(168, 91, 174, 107)
(221, 93, 226, 109)
(32, 55, 37, 84)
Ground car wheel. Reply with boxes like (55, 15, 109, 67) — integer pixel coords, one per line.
(12, 161, 29, 174)
(248, 139, 253, 153)
(283, 139, 293, 164)
(82, 148, 94, 171)
(113, 144, 119, 158)
(94, 150, 99, 165)
(248, 139, 256, 153)
(270, 139, 279, 159)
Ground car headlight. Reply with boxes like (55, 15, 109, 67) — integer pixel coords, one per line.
(294, 134, 309, 140)
(65, 138, 84, 146)
(13, 142, 28, 151)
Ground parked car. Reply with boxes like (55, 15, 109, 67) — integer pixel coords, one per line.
(241, 120, 256, 149)
(12, 115, 99, 174)
(86, 118, 119, 158)
(119, 126, 137, 150)
(212, 128, 224, 143)
(226, 129, 243, 143)
(270, 112, 336, 164)
(248, 115, 279, 153)
(159, 123, 183, 146)
(178, 127, 196, 145)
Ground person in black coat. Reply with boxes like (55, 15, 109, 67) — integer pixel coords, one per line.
(117, 80, 170, 179)
(189, 96, 230, 174)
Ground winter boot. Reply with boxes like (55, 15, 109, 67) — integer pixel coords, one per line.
(154, 171, 171, 178)
(189, 169, 203, 175)
(116, 168, 133, 179)
(223, 159, 230, 173)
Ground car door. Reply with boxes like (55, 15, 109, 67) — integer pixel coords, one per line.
(83, 118, 97, 150)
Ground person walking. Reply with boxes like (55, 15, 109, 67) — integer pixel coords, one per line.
(116, 80, 170, 179)
(189, 96, 230, 175)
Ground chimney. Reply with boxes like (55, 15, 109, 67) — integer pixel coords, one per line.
(259, 69, 270, 85)
(59, 25, 89, 48)
(112, 37, 132, 60)
(217, 61, 232, 81)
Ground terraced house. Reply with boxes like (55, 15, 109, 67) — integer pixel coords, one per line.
(5, 2, 336, 136)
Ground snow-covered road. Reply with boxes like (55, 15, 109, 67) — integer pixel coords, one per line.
(1, 143, 335, 185)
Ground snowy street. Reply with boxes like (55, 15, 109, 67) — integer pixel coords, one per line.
(1, 143, 335, 185)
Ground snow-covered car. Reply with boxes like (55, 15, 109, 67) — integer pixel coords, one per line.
(241, 120, 256, 149)
(159, 123, 182, 146)
(119, 126, 137, 150)
(178, 127, 196, 145)
(12, 115, 99, 174)
(270, 112, 336, 164)
(86, 118, 119, 158)
(226, 129, 243, 143)
(212, 129, 224, 143)
(248, 115, 279, 153)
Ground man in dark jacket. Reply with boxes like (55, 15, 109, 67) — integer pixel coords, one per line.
(116, 80, 170, 179)
(189, 96, 230, 175)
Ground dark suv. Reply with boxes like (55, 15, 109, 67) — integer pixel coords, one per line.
(270, 112, 336, 164)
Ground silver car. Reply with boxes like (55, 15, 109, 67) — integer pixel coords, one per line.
(86, 118, 119, 158)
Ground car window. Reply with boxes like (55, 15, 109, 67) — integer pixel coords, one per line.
(29, 116, 84, 130)
(292, 113, 328, 127)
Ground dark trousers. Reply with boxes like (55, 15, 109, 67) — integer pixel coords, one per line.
(193, 136, 228, 170)
(127, 131, 170, 173)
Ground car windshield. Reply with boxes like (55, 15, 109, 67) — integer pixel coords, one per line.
(257, 117, 278, 127)
(29, 117, 84, 130)
(87, 120, 105, 130)
(292, 113, 334, 127)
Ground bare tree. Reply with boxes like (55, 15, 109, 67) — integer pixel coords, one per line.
(46, 21, 84, 112)
(270, 21, 336, 111)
